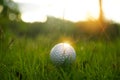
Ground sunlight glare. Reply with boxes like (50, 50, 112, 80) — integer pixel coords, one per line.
(13, 0, 120, 23)
(64, 0, 99, 22)
(103, 0, 120, 23)
(21, 12, 47, 23)
(63, 43, 71, 49)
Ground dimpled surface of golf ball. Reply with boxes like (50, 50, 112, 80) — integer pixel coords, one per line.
(50, 43, 76, 65)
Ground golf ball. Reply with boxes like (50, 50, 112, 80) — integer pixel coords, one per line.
(50, 43, 76, 65)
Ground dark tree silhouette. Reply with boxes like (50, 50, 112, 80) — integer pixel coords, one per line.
(0, 0, 20, 20)
(99, 0, 104, 23)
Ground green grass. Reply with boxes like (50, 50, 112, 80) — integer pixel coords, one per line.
(0, 32, 120, 80)
(0, 19, 120, 80)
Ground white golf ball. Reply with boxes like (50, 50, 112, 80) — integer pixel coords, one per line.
(50, 43, 76, 65)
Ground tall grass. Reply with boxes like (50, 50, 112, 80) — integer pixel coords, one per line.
(0, 18, 120, 79)
(0, 31, 120, 80)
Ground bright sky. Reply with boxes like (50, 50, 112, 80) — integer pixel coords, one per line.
(13, 0, 120, 23)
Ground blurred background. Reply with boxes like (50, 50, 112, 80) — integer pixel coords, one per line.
(0, 0, 120, 40)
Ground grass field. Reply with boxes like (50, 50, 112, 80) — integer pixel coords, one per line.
(0, 19, 120, 80)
